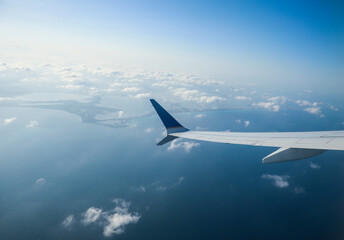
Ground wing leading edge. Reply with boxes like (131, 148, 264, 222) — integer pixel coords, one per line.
(150, 99, 344, 163)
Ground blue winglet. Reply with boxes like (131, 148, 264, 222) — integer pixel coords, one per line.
(150, 99, 188, 135)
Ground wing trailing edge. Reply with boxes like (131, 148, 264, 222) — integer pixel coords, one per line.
(262, 148, 326, 163)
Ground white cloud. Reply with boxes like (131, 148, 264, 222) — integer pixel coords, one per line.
(35, 177, 46, 184)
(310, 162, 321, 169)
(197, 95, 224, 104)
(0, 97, 14, 101)
(330, 105, 338, 111)
(62, 215, 75, 229)
(296, 100, 323, 116)
(144, 127, 154, 133)
(60, 84, 83, 90)
(71, 199, 140, 237)
(235, 119, 250, 127)
(235, 96, 250, 101)
(161, 130, 167, 136)
(1, 61, 336, 135)
(295, 100, 312, 106)
(175, 176, 184, 185)
(26, 120, 38, 128)
(156, 176, 184, 191)
(252, 102, 280, 112)
(304, 107, 321, 115)
(156, 186, 167, 191)
(82, 207, 102, 225)
(173, 88, 224, 103)
(167, 139, 200, 153)
(134, 186, 146, 192)
(4, 117, 16, 125)
(118, 111, 124, 118)
(262, 174, 289, 188)
(293, 187, 305, 194)
(121, 87, 140, 93)
(194, 113, 205, 118)
(103, 199, 140, 237)
(267, 96, 286, 104)
(133, 92, 151, 98)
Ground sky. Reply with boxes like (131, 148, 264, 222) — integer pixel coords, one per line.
(0, 0, 343, 92)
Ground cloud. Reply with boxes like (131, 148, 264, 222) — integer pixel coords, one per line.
(252, 96, 286, 112)
(267, 96, 286, 104)
(121, 87, 140, 93)
(235, 119, 250, 127)
(156, 176, 184, 191)
(60, 84, 83, 90)
(262, 174, 290, 188)
(26, 120, 38, 128)
(0, 61, 335, 134)
(194, 113, 205, 118)
(156, 186, 167, 191)
(133, 186, 146, 192)
(175, 176, 184, 185)
(293, 187, 305, 194)
(62, 215, 75, 230)
(197, 95, 224, 104)
(173, 88, 224, 104)
(304, 107, 321, 115)
(167, 139, 200, 153)
(118, 111, 124, 118)
(244, 120, 250, 127)
(133, 92, 151, 98)
(296, 100, 323, 116)
(4, 117, 16, 125)
(329, 105, 338, 111)
(144, 127, 154, 133)
(82, 207, 102, 225)
(252, 102, 280, 112)
(103, 199, 140, 237)
(310, 162, 321, 169)
(35, 177, 46, 184)
(235, 96, 250, 101)
(0, 97, 14, 101)
(68, 199, 140, 237)
(295, 100, 313, 106)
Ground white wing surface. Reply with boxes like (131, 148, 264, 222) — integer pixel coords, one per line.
(170, 130, 344, 151)
(150, 99, 344, 163)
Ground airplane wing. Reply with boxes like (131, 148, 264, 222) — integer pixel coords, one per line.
(150, 99, 344, 163)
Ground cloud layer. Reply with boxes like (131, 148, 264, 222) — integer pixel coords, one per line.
(0, 60, 338, 132)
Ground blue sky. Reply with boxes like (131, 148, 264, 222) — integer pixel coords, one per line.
(0, 0, 343, 91)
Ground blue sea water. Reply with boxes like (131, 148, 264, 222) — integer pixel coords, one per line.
(0, 107, 343, 239)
